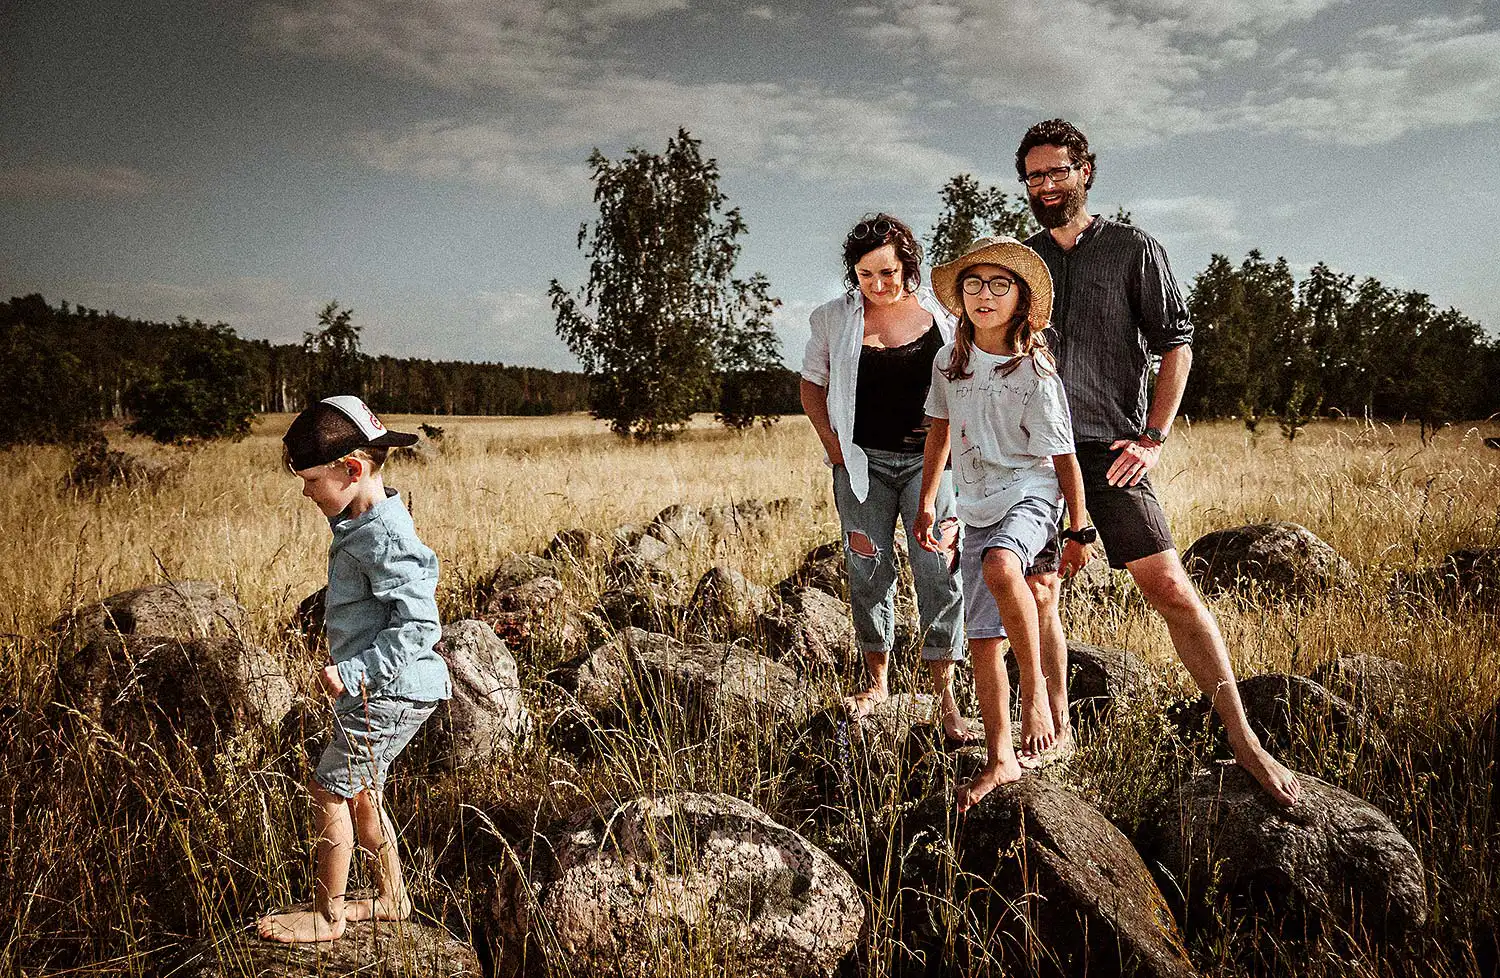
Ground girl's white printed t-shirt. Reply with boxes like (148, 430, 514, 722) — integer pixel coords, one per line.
(925, 344, 1077, 527)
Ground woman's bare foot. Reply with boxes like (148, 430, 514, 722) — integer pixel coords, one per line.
(956, 756, 1024, 812)
(1235, 745, 1301, 806)
(843, 685, 889, 720)
(1018, 693, 1056, 759)
(344, 893, 412, 923)
(941, 709, 978, 745)
(257, 909, 345, 943)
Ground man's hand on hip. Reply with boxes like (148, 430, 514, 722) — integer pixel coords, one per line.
(1106, 438, 1162, 486)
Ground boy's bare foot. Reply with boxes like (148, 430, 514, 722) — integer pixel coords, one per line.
(257, 909, 345, 943)
(843, 685, 889, 720)
(1236, 745, 1301, 806)
(956, 756, 1024, 812)
(1018, 694, 1056, 758)
(344, 893, 412, 923)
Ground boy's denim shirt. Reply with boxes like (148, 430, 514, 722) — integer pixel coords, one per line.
(326, 488, 451, 711)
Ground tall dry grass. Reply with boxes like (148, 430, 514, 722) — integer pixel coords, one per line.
(1, 414, 1497, 977)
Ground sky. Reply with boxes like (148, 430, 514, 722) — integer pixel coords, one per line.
(3, 0, 1497, 371)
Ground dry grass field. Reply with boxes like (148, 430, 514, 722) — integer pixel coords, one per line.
(2, 413, 1498, 977)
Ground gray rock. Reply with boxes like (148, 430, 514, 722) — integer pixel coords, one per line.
(685, 565, 773, 624)
(1399, 546, 1500, 606)
(483, 553, 562, 593)
(56, 634, 293, 770)
(776, 541, 845, 599)
(1173, 673, 1373, 758)
(608, 534, 675, 583)
(609, 522, 646, 549)
(593, 578, 680, 633)
(1006, 640, 1156, 719)
(491, 792, 864, 978)
(1146, 762, 1427, 936)
(483, 571, 579, 652)
(550, 628, 814, 735)
(1183, 521, 1356, 598)
(892, 779, 1196, 978)
(1311, 654, 1413, 716)
(173, 912, 480, 976)
(57, 580, 249, 646)
(542, 528, 610, 563)
(758, 586, 854, 670)
(647, 503, 708, 545)
(289, 587, 327, 654)
(408, 619, 531, 771)
(807, 694, 985, 805)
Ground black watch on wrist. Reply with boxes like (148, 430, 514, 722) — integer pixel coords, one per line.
(1061, 525, 1097, 544)
(1140, 426, 1167, 445)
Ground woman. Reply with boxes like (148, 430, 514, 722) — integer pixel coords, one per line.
(800, 213, 969, 740)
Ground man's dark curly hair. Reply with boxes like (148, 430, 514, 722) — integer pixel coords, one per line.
(843, 212, 923, 295)
(1015, 119, 1097, 190)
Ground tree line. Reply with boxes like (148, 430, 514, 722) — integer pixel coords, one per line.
(0, 294, 594, 446)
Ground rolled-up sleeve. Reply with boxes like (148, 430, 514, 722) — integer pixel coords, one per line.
(335, 538, 441, 697)
(801, 304, 832, 386)
(1135, 236, 1194, 354)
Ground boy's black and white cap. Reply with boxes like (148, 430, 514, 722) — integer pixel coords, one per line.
(282, 395, 418, 472)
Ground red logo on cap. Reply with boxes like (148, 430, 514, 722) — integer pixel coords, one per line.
(363, 404, 385, 431)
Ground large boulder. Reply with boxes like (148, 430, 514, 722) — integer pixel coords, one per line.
(776, 541, 845, 599)
(56, 580, 249, 646)
(684, 565, 773, 625)
(1006, 640, 1156, 719)
(483, 554, 563, 593)
(406, 619, 532, 771)
(1311, 653, 1414, 717)
(891, 780, 1196, 978)
(757, 586, 854, 670)
(173, 913, 480, 976)
(549, 628, 815, 740)
(1399, 546, 1500, 606)
(1183, 521, 1356, 598)
(55, 634, 293, 770)
(490, 792, 864, 978)
(646, 503, 709, 546)
(592, 577, 681, 634)
(1172, 673, 1373, 760)
(1145, 763, 1427, 937)
(541, 527, 611, 564)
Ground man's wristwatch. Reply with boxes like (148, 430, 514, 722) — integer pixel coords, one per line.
(1061, 525, 1098, 544)
(1140, 426, 1167, 445)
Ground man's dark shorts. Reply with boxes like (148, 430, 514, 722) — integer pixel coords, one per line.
(1027, 440, 1177, 574)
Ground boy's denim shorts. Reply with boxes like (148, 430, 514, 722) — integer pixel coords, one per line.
(960, 496, 1063, 641)
(314, 696, 439, 799)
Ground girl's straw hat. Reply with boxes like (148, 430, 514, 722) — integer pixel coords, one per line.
(930, 235, 1054, 329)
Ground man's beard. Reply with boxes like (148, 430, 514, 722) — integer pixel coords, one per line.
(1029, 183, 1088, 229)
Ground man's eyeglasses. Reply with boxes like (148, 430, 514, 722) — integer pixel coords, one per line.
(852, 218, 893, 239)
(1021, 164, 1080, 187)
(961, 276, 1015, 298)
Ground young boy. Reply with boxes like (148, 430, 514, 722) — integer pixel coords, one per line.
(258, 396, 451, 943)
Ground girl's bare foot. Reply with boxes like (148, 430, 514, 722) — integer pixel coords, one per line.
(1236, 746, 1301, 806)
(843, 685, 889, 720)
(1018, 693, 1056, 759)
(956, 756, 1024, 812)
(257, 909, 345, 943)
(344, 893, 412, 923)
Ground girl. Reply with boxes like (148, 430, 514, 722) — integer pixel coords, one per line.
(914, 236, 1094, 811)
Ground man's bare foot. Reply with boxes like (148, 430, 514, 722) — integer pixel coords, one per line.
(257, 909, 345, 943)
(1236, 746, 1301, 806)
(843, 686, 889, 720)
(956, 756, 1024, 812)
(344, 893, 412, 923)
(1018, 694, 1056, 758)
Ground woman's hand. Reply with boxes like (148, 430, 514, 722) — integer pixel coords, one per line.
(913, 507, 940, 551)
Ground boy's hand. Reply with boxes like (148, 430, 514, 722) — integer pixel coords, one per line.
(318, 664, 347, 698)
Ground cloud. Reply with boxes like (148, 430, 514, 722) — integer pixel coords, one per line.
(1236, 16, 1500, 143)
(1128, 196, 1244, 253)
(251, 0, 687, 92)
(1113, 0, 1338, 35)
(0, 164, 151, 200)
(74, 277, 317, 342)
(348, 120, 592, 202)
(465, 288, 579, 369)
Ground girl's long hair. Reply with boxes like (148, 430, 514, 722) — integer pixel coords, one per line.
(940, 265, 1056, 381)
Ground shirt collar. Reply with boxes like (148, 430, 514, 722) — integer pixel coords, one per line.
(329, 487, 400, 534)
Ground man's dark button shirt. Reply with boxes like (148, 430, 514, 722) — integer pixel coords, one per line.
(1026, 217, 1194, 444)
